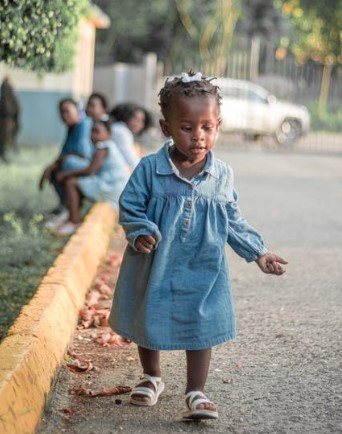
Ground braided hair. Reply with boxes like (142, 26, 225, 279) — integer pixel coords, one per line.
(158, 71, 222, 118)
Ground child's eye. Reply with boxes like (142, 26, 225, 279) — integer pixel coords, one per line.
(203, 125, 213, 131)
(181, 126, 192, 132)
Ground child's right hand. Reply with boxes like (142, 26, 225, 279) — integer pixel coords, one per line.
(135, 235, 156, 254)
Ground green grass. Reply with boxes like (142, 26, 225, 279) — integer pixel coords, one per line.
(0, 146, 67, 340)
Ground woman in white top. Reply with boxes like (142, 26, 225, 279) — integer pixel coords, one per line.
(110, 103, 153, 170)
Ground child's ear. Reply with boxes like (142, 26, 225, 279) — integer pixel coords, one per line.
(159, 119, 171, 137)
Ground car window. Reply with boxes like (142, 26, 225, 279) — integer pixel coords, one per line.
(247, 90, 268, 103)
(221, 86, 268, 103)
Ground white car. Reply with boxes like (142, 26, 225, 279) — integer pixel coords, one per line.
(214, 78, 310, 145)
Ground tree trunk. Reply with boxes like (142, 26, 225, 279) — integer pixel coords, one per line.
(318, 63, 332, 114)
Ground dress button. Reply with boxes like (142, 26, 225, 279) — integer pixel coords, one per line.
(187, 201, 192, 207)
(184, 220, 189, 227)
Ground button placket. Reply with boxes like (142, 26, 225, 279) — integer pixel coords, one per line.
(181, 185, 194, 241)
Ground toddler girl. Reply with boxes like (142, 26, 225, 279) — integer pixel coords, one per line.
(53, 115, 130, 236)
(109, 72, 288, 419)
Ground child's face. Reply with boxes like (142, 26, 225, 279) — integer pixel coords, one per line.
(159, 95, 221, 163)
(60, 102, 79, 126)
(126, 110, 145, 135)
(91, 122, 111, 144)
(86, 97, 106, 120)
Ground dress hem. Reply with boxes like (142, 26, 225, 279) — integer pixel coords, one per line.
(111, 327, 237, 350)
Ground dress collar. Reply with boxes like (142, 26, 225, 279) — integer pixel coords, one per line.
(155, 140, 219, 179)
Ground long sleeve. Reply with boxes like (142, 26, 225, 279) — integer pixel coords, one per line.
(119, 158, 161, 250)
(226, 189, 268, 262)
(112, 122, 140, 169)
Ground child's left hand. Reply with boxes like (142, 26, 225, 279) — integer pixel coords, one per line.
(256, 252, 288, 275)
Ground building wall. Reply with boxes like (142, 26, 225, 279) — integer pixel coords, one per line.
(93, 53, 159, 110)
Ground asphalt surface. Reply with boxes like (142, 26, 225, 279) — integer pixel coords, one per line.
(38, 146, 342, 434)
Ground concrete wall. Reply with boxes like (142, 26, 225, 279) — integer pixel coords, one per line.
(93, 53, 159, 110)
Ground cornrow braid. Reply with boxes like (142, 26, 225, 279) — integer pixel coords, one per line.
(158, 71, 222, 118)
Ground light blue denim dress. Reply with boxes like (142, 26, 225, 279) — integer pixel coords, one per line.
(77, 140, 130, 210)
(109, 141, 268, 350)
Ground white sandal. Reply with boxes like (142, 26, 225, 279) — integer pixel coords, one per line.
(130, 373, 165, 407)
(183, 391, 218, 420)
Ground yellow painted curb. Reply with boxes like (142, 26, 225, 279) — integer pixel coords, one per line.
(0, 202, 117, 434)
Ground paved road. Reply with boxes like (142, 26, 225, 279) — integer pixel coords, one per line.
(39, 148, 342, 434)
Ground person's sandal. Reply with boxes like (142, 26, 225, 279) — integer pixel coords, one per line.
(130, 373, 165, 407)
(182, 391, 218, 420)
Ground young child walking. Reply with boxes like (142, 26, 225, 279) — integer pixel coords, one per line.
(52, 115, 130, 236)
(109, 72, 288, 420)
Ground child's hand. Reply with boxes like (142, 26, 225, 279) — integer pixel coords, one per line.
(135, 235, 156, 254)
(256, 252, 288, 275)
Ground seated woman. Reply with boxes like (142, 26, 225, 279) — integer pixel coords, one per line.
(39, 98, 93, 225)
(109, 102, 153, 170)
(85, 92, 109, 122)
(51, 115, 130, 237)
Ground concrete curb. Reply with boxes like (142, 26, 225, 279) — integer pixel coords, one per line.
(0, 203, 117, 434)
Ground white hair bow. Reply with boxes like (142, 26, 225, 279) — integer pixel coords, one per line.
(181, 72, 202, 83)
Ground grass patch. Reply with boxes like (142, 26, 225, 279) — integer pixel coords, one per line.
(0, 146, 66, 340)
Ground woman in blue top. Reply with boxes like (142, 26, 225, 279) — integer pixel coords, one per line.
(39, 98, 93, 223)
(52, 115, 130, 236)
(109, 72, 288, 420)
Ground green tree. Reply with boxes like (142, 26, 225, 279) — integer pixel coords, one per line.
(94, 0, 240, 75)
(0, 0, 90, 73)
(237, 0, 285, 39)
(277, 0, 342, 110)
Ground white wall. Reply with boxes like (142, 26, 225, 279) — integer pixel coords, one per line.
(93, 53, 159, 110)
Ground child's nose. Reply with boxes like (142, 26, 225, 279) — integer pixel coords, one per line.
(192, 128, 204, 141)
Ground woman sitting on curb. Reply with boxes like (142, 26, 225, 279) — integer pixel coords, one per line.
(40, 98, 93, 227)
(51, 115, 130, 237)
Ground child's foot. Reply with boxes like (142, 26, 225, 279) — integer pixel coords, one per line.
(54, 221, 80, 237)
(44, 209, 69, 230)
(183, 391, 218, 420)
(130, 373, 165, 407)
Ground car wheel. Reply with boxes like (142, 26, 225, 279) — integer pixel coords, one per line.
(275, 119, 302, 145)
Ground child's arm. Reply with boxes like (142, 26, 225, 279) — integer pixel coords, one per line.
(56, 148, 107, 183)
(226, 190, 268, 262)
(119, 158, 161, 251)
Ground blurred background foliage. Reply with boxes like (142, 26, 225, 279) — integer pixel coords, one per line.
(0, 0, 90, 73)
(93, 0, 341, 68)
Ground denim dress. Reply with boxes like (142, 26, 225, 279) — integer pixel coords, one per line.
(109, 141, 268, 350)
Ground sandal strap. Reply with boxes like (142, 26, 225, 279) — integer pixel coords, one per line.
(133, 373, 161, 393)
(185, 391, 213, 410)
(131, 386, 155, 398)
(141, 373, 161, 391)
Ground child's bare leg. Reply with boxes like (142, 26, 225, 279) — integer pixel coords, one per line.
(131, 346, 161, 403)
(186, 348, 216, 411)
(64, 177, 81, 223)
